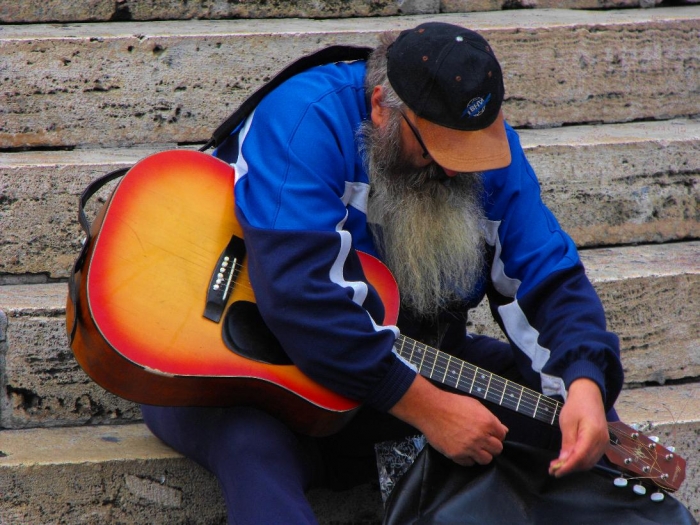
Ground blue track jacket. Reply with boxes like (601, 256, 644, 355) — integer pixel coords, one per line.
(214, 59, 623, 414)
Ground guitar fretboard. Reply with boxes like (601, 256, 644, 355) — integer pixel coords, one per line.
(395, 335, 562, 426)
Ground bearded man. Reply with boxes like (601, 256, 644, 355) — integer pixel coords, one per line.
(141, 23, 624, 524)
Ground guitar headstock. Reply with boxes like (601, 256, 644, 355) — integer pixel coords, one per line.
(604, 421, 686, 493)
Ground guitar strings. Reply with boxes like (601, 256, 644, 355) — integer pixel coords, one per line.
(604, 424, 680, 489)
(224, 261, 675, 489)
(396, 336, 678, 490)
(397, 337, 561, 424)
(607, 436, 666, 472)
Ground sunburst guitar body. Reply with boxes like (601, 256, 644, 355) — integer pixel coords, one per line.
(66, 150, 381, 436)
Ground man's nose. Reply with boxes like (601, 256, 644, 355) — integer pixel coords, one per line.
(442, 167, 459, 178)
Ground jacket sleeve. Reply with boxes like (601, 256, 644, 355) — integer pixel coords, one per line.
(221, 73, 417, 412)
(483, 125, 623, 410)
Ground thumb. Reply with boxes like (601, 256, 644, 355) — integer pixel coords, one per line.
(549, 431, 576, 476)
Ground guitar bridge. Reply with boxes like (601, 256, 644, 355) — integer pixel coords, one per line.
(204, 234, 246, 323)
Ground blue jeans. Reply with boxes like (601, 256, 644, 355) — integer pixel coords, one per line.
(140, 404, 417, 524)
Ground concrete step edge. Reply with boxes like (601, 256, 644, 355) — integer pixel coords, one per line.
(5, 0, 698, 25)
(0, 241, 697, 315)
(1, 119, 699, 279)
(0, 383, 696, 465)
(1, 385, 690, 463)
(0, 381, 698, 523)
(2, 6, 699, 149)
(2, 7, 700, 37)
(1, 118, 699, 167)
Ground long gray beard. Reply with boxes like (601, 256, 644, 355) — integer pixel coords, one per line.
(359, 117, 486, 318)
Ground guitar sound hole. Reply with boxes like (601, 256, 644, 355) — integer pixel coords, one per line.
(222, 301, 292, 365)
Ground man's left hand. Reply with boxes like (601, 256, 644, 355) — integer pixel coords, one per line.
(549, 378, 608, 477)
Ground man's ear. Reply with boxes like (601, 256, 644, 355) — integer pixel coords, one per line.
(370, 86, 390, 128)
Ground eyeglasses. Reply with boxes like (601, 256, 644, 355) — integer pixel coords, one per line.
(399, 110, 431, 160)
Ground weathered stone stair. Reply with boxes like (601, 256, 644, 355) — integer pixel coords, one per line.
(1, 3, 699, 524)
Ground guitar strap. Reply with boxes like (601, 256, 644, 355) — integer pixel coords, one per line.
(67, 44, 373, 343)
(202, 45, 373, 151)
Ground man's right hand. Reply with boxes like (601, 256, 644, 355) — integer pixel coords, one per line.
(389, 374, 508, 466)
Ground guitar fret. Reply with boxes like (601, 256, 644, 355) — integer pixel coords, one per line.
(502, 382, 523, 413)
(533, 396, 558, 424)
(424, 345, 436, 378)
(486, 374, 505, 405)
(441, 355, 451, 385)
(420, 344, 435, 378)
(408, 338, 416, 364)
(455, 362, 476, 394)
(473, 370, 496, 402)
(472, 370, 485, 399)
(444, 355, 460, 389)
(428, 346, 438, 379)
(519, 391, 537, 418)
(396, 334, 565, 433)
(545, 400, 559, 425)
(417, 341, 427, 373)
(469, 367, 477, 394)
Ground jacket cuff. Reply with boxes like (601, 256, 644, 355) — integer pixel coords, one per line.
(562, 359, 607, 404)
(364, 355, 417, 412)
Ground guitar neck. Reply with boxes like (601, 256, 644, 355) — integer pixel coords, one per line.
(395, 335, 562, 427)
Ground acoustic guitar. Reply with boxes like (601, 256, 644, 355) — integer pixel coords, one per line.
(66, 150, 685, 494)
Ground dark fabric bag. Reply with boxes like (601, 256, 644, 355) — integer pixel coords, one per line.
(383, 441, 696, 525)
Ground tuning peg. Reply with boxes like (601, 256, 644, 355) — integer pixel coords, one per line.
(650, 492, 665, 503)
(649, 436, 660, 443)
(666, 446, 676, 453)
(633, 484, 647, 496)
(613, 477, 629, 488)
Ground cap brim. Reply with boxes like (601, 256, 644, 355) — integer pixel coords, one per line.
(415, 111, 512, 172)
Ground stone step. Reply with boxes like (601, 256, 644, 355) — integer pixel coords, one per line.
(1, 382, 698, 524)
(1, 7, 698, 149)
(1, 119, 697, 279)
(5, 0, 695, 24)
(0, 242, 697, 430)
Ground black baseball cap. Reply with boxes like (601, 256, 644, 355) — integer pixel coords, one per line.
(387, 22, 511, 172)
